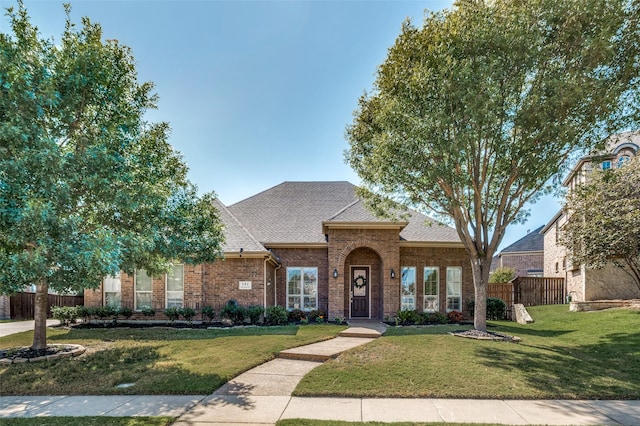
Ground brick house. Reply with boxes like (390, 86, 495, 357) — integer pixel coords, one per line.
(490, 226, 544, 278)
(542, 131, 640, 302)
(85, 181, 473, 320)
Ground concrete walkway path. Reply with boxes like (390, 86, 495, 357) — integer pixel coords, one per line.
(2, 320, 640, 425)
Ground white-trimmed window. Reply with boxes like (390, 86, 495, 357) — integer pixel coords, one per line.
(166, 264, 184, 308)
(446, 267, 462, 312)
(400, 267, 416, 311)
(287, 267, 317, 311)
(104, 273, 121, 308)
(602, 160, 612, 170)
(423, 267, 439, 312)
(135, 269, 152, 310)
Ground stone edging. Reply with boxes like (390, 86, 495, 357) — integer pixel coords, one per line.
(0, 344, 86, 365)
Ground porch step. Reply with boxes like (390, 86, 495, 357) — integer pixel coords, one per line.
(338, 327, 382, 338)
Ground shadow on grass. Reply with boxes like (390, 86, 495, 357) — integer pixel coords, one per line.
(489, 323, 577, 338)
(476, 330, 640, 399)
(0, 344, 227, 396)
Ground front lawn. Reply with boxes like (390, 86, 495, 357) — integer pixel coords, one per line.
(0, 324, 346, 395)
(294, 305, 640, 399)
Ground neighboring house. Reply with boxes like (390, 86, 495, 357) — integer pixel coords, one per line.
(490, 226, 544, 278)
(542, 131, 640, 302)
(85, 181, 473, 320)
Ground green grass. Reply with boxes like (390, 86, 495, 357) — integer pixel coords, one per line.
(294, 305, 640, 400)
(2, 417, 173, 426)
(0, 324, 346, 395)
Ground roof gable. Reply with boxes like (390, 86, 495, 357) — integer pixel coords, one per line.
(213, 199, 267, 253)
(500, 225, 544, 253)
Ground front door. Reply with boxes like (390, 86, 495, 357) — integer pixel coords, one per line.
(350, 266, 369, 318)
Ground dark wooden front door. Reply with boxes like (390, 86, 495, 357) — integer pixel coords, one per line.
(351, 266, 369, 318)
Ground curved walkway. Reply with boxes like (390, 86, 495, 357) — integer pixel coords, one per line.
(1, 320, 640, 425)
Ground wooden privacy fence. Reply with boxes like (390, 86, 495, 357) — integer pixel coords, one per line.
(9, 292, 84, 320)
(487, 277, 565, 319)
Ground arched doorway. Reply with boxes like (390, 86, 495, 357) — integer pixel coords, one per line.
(344, 247, 383, 319)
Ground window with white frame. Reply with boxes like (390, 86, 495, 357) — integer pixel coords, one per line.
(166, 264, 184, 308)
(446, 267, 462, 312)
(602, 160, 612, 170)
(104, 273, 121, 307)
(135, 269, 152, 310)
(400, 267, 416, 311)
(287, 267, 317, 311)
(423, 267, 439, 312)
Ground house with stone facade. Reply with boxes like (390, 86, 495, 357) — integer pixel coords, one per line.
(85, 181, 473, 321)
(542, 131, 640, 302)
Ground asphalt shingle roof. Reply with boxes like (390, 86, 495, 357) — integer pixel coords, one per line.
(213, 199, 267, 253)
(500, 225, 544, 253)
(225, 181, 460, 245)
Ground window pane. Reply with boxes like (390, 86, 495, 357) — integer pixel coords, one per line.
(424, 267, 439, 312)
(303, 296, 316, 310)
(105, 292, 121, 308)
(288, 296, 301, 310)
(287, 269, 301, 295)
(167, 291, 183, 308)
(135, 269, 152, 292)
(401, 267, 416, 310)
(446, 267, 462, 312)
(303, 268, 317, 297)
(103, 273, 121, 292)
(136, 292, 152, 310)
(167, 265, 183, 291)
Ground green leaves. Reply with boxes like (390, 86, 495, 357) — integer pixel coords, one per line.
(0, 1, 224, 297)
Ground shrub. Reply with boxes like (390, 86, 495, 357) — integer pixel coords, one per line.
(447, 310, 463, 323)
(246, 305, 264, 325)
(141, 307, 155, 318)
(164, 306, 180, 322)
(77, 305, 94, 323)
(489, 266, 516, 283)
(220, 299, 246, 325)
(179, 307, 196, 323)
(396, 309, 420, 325)
(201, 306, 215, 322)
(265, 305, 288, 326)
(288, 308, 306, 323)
(307, 309, 326, 323)
(334, 316, 346, 325)
(95, 306, 116, 321)
(487, 297, 507, 320)
(118, 306, 133, 320)
(425, 311, 447, 324)
(51, 306, 79, 326)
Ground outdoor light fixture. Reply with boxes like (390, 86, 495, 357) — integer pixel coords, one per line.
(390, 269, 396, 279)
(333, 268, 338, 278)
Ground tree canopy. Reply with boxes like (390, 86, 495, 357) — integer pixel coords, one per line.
(346, 0, 640, 331)
(0, 2, 224, 349)
(561, 154, 640, 290)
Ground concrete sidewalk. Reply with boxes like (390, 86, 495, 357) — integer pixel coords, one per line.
(2, 320, 640, 425)
(0, 319, 60, 338)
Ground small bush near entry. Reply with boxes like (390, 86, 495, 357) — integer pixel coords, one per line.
(423, 311, 447, 324)
(77, 305, 94, 323)
(288, 308, 306, 323)
(396, 309, 420, 325)
(487, 297, 507, 320)
(246, 305, 265, 324)
(447, 310, 463, 323)
(51, 306, 79, 326)
(265, 305, 288, 325)
(307, 309, 326, 323)
(179, 307, 196, 323)
(220, 299, 246, 324)
(164, 307, 180, 322)
(201, 306, 215, 322)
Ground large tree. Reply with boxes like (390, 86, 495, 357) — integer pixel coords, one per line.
(346, 0, 640, 331)
(0, 3, 224, 350)
(561, 155, 640, 290)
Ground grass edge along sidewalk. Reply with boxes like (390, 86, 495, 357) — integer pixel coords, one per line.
(0, 324, 347, 396)
(294, 305, 640, 400)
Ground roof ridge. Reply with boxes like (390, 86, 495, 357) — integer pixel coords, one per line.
(214, 199, 266, 251)
(326, 199, 361, 221)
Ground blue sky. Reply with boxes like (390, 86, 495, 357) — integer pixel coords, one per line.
(3, 0, 561, 251)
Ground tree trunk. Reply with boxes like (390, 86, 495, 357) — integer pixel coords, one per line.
(32, 279, 49, 350)
(470, 258, 491, 333)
